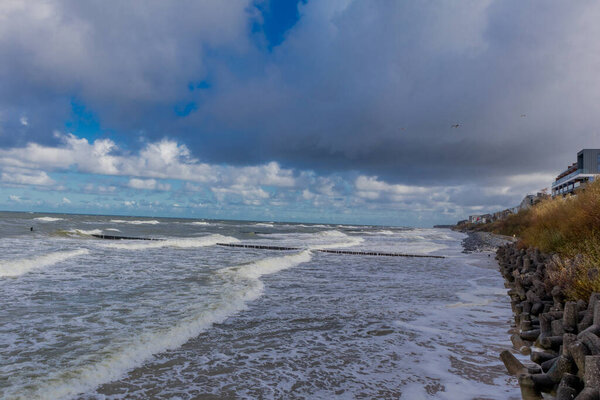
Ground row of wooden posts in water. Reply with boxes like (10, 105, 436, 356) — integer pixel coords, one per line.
(91, 234, 445, 259)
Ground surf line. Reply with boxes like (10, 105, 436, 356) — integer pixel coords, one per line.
(216, 242, 445, 259)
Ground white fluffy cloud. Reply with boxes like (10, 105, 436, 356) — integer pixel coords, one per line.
(355, 175, 430, 202)
(1, 167, 55, 186)
(0, 133, 297, 189)
(0, 132, 552, 225)
(0, 133, 298, 203)
(128, 178, 171, 191)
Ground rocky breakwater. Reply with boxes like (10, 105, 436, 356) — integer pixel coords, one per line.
(496, 243, 600, 399)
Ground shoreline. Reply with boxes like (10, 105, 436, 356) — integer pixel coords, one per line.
(458, 229, 600, 398)
(460, 231, 517, 253)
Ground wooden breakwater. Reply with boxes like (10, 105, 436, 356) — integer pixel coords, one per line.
(88, 235, 445, 258)
(216, 242, 445, 258)
(496, 242, 600, 399)
(91, 234, 161, 241)
(216, 243, 300, 251)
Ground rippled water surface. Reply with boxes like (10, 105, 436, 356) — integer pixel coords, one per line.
(0, 212, 520, 399)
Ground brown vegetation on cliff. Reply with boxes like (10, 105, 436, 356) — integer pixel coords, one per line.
(485, 180, 600, 301)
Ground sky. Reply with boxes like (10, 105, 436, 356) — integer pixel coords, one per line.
(1, 0, 600, 226)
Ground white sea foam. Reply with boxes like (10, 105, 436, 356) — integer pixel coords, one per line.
(258, 230, 364, 251)
(308, 230, 364, 250)
(105, 228, 120, 232)
(28, 293, 250, 400)
(254, 222, 274, 227)
(189, 221, 210, 226)
(33, 217, 63, 222)
(222, 250, 312, 281)
(0, 249, 89, 277)
(100, 234, 238, 250)
(26, 251, 311, 400)
(110, 219, 160, 225)
(70, 229, 103, 236)
(315, 230, 346, 238)
(366, 229, 395, 235)
(1, 226, 517, 399)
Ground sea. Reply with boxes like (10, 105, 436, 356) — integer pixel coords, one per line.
(0, 211, 522, 399)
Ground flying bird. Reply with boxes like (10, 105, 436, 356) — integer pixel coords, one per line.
(451, 124, 460, 128)
(521, 114, 526, 118)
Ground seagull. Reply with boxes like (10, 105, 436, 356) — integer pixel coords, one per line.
(520, 114, 526, 118)
(451, 124, 460, 128)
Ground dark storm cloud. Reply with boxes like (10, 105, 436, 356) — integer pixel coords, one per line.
(189, 0, 600, 185)
(1, 0, 600, 187)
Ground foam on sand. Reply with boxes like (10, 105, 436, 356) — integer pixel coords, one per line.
(0, 249, 89, 277)
(100, 234, 238, 250)
(25, 251, 311, 400)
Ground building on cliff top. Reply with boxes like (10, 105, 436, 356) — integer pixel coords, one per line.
(519, 193, 549, 210)
(551, 149, 600, 197)
(465, 194, 545, 225)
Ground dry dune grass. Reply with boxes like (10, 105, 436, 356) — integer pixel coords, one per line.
(486, 180, 600, 300)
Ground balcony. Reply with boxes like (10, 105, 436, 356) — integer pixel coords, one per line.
(552, 169, 583, 188)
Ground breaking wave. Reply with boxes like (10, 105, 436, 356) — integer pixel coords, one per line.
(33, 217, 63, 222)
(221, 250, 312, 281)
(53, 229, 103, 238)
(71, 229, 103, 236)
(110, 220, 160, 225)
(24, 252, 311, 400)
(309, 230, 364, 250)
(0, 249, 89, 278)
(100, 234, 238, 250)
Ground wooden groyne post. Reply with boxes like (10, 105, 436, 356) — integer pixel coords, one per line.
(216, 243, 445, 259)
(88, 235, 445, 258)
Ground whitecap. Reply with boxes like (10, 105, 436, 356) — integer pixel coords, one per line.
(33, 217, 64, 222)
(26, 251, 311, 400)
(70, 229, 103, 236)
(0, 249, 89, 277)
(221, 250, 312, 280)
(315, 230, 347, 238)
(110, 220, 160, 225)
(100, 234, 238, 250)
(309, 230, 364, 250)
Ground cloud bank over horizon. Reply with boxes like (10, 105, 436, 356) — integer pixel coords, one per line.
(1, 0, 599, 225)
